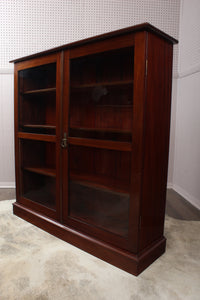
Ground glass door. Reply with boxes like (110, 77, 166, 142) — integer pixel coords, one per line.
(19, 139, 56, 210)
(18, 62, 57, 135)
(63, 44, 134, 249)
(16, 54, 61, 220)
(68, 145, 131, 237)
(69, 47, 133, 142)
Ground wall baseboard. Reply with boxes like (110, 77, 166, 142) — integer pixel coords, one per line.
(0, 182, 16, 188)
(167, 182, 173, 189)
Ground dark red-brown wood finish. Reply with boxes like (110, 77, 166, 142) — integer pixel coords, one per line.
(139, 33, 174, 251)
(14, 53, 62, 220)
(10, 22, 177, 64)
(11, 23, 177, 276)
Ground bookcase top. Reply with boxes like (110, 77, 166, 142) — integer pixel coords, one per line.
(10, 22, 178, 63)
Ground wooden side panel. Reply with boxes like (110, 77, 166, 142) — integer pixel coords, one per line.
(129, 31, 147, 253)
(14, 64, 20, 203)
(139, 33, 173, 250)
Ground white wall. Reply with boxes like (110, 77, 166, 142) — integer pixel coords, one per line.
(0, 72, 15, 187)
(172, 0, 200, 209)
(167, 78, 178, 187)
(173, 73, 200, 209)
(0, 1, 180, 189)
(0, 1, 180, 69)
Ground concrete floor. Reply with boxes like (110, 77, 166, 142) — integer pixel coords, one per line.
(0, 197, 199, 299)
(0, 188, 199, 221)
(0, 188, 16, 201)
(166, 189, 200, 221)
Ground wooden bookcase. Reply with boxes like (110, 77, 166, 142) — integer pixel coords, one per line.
(11, 23, 178, 276)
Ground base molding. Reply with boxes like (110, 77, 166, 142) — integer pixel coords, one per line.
(13, 202, 166, 276)
(0, 182, 16, 188)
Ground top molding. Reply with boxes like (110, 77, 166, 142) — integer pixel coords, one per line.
(10, 23, 178, 63)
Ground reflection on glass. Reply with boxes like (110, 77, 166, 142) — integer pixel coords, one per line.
(22, 171, 56, 209)
(69, 145, 131, 237)
(18, 63, 56, 135)
(20, 139, 56, 209)
(69, 47, 134, 142)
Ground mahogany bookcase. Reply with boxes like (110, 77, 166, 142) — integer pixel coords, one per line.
(11, 23, 178, 275)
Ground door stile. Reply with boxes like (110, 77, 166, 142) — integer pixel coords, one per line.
(57, 51, 64, 222)
(62, 50, 70, 222)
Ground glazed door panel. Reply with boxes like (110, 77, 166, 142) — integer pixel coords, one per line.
(15, 53, 62, 220)
(68, 145, 131, 238)
(62, 40, 138, 251)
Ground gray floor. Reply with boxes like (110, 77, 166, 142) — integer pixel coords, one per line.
(166, 189, 200, 221)
(0, 188, 16, 201)
(0, 188, 199, 221)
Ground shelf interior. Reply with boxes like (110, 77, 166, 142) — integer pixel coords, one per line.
(69, 180, 129, 237)
(20, 139, 56, 209)
(69, 46, 134, 142)
(18, 93, 56, 134)
(20, 139, 56, 170)
(70, 172, 129, 194)
(69, 145, 131, 192)
(19, 63, 56, 93)
(18, 62, 56, 135)
(22, 171, 56, 210)
(68, 144, 131, 236)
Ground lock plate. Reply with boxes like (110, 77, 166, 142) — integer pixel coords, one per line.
(61, 132, 67, 148)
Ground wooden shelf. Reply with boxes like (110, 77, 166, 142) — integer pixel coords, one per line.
(18, 132, 56, 142)
(70, 126, 131, 134)
(23, 124, 56, 129)
(96, 104, 132, 108)
(70, 172, 129, 194)
(24, 166, 56, 177)
(69, 126, 132, 142)
(23, 87, 56, 95)
(69, 180, 129, 236)
(68, 136, 132, 151)
(71, 80, 133, 89)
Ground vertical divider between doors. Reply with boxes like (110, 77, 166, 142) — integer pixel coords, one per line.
(55, 53, 62, 220)
(61, 50, 70, 223)
(58, 51, 64, 223)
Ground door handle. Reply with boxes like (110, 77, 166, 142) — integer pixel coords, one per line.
(61, 132, 68, 148)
